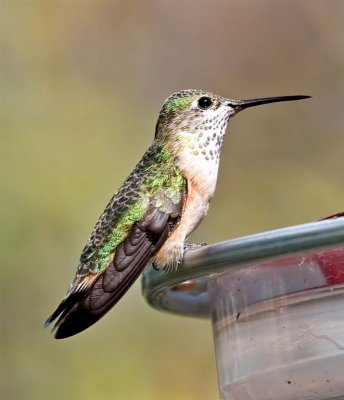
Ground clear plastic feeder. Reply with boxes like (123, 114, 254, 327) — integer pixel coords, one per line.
(141, 219, 344, 400)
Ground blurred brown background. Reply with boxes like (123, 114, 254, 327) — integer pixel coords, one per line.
(1, 1, 343, 399)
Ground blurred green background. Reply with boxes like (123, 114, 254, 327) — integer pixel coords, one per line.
(1, 1, 344, 399)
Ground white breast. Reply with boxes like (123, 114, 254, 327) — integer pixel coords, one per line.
(175, 122, 226, 201)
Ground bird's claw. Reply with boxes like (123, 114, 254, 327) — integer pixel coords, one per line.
(152, 262, 160, 271)
(183, 242, 207, 253)
(152, 242, 206, 272)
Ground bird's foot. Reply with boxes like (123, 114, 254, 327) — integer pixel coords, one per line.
(152, 262, 161, 272)
(151, 242, 206, 272)
(183, 242, 207, 253)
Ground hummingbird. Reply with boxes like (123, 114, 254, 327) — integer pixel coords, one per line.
(45, 89, 310, 338)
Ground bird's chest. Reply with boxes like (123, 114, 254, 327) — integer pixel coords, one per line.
(177, 132, 223, 200)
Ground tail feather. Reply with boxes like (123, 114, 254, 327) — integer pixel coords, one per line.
(44, 291, 85, 329)
(46, 251, 150, 339)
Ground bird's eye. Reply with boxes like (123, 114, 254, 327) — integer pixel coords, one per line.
(197, 96, 213, 110)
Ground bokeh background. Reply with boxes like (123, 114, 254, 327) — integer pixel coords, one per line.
(2, 1, 344, 399)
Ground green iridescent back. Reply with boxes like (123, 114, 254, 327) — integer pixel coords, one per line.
(76, 140, 185, 277)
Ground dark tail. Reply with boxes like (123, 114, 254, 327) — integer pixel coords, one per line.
(45, 258, 147, 339)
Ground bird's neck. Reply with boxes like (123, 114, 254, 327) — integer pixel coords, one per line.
(168, 130, 224, 202)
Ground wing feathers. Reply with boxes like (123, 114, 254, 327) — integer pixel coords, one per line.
(46, 207, 180, 338)
(114, 226, 148, 271)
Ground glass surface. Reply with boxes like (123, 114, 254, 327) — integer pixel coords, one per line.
(141, 219, 344, 400)
(211, 248, 344, 400)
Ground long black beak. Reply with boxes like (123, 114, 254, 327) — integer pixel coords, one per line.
(233, 95, 311, 111)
